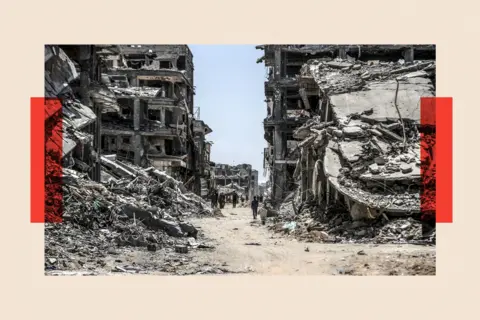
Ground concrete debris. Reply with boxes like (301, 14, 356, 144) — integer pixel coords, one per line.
(268, 202, 435, 245)
(147, 244, 157, 252)
(368, 163, 380, 174)
(175, 245, 189, 254)
(259, 44, 435, 245)
(109, 86, 161, 98)
(45, 159, 217, 271)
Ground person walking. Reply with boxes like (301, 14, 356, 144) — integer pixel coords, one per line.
(251, 196, 259, 219)
(219, 193, 226, 209)
(258, 201, 269, 225)
(211, 190, 218, 208)
(232, 192, 238, 208)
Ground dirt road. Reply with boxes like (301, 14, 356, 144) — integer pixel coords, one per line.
(45, 205, 435, 276)
(189, 205, 436, 275)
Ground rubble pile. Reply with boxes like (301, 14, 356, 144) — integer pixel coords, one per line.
(109, 86, 161, 97)
(300, 57, 435, 95)
(45, 162, 217, 271)
(269, 200, 435, 245)
(293, 114, 422, 213)
(291, 52, 436, 217)
(268, 49, 437, 245)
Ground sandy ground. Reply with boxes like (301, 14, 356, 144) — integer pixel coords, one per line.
(188, 205, 436, 276)
(45, 205, 435, 276)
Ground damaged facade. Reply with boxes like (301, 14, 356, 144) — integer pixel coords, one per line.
(45, 44, 213, 198)
(44, 45, 223, 274)
(98, 45, 213, 196)
(214, 163, 259, 199)
(45, 45, 120, 183)
(257, 45, 435, 222)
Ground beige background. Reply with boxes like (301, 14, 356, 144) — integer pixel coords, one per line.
(0, 0, 476, 318)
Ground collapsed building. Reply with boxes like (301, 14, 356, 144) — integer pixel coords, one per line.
(257, 45, 436, 227)
(45, 45, 120, 184)
(44, 45, 222, 273)
(214, 163, 258, 199)
(98, 45, 213, 196)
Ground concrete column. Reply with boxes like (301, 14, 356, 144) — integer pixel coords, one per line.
(301, 151, 308, 201)
(130, 76, 137, 86)
(78, 46, 92, 107)
(338, 46, 347, 59)
(273, 127, 286, 203)
(317, 181, 322, 205)
(271, 46, 287, 203)
(133, 135, 142, 165)
(274, 47, 282, 80)
(404, 47, 414, 63)
(133, 98, 142, 165)
(133, 98, 140, 130)
(299, 88, 311, 110)
(160, 108, 166, 124)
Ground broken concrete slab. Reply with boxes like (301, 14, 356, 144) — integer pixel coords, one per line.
(157, 219, 184, 237)
(329, 78, 434, 123)
(369, 163, 380, 174)
(338, 141, 364, 163)
(324, 147, 342, 178)
(368, 129, 383, 137)
(122, 204, 154, 221)
(100, 156, 136, 179)
(400, 163, 413, 173)
(374, 156, 387, 165)
(326, 61, 353, 69)
(342, 126, 364, 137)
(179, 222, 198, 239)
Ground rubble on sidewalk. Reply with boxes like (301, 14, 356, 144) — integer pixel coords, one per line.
(261, 48, 436, 245)
(268, 200, 435, 245)
(45, 158, 217, 272)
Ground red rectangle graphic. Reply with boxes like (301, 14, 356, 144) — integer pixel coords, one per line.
(31, 97, 64, 223)
(420, 97, 452, 223)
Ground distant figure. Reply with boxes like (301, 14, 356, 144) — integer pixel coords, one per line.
(251, 196, 259, 219)
(232, 192, 238, 208)
(258, 202, 269, 225)
(211, 190, 218, 208)
(219, 193, 226, 209)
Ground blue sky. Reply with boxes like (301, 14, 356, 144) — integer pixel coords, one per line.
(189, 45, 267, 182)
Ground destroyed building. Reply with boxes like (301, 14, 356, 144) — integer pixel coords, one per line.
(214, 163, 257, 199)
(44, 45, 222, 273)
(258, 45, 336, 203)
(192, 119, 215, 196)
(257, 45, 435, 222)
(45, 45, 120, 183)
(98, 45, 213, 195)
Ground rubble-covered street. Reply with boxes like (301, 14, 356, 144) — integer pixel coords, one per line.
(44, 44, 436, 276)
(178, 206, 434, 275)
(45, 165, 232, 275)
(47, 203, 434, 276)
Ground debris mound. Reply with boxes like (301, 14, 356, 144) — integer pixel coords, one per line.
(45, 164, 216, 270)
(269, 199, 435, 245)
